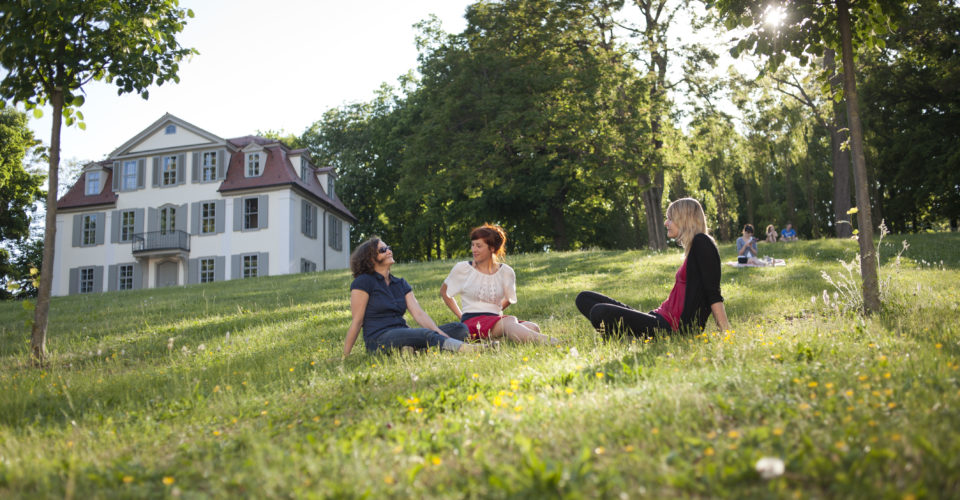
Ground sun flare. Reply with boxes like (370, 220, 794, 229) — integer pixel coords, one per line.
(764, 5, 787, 29)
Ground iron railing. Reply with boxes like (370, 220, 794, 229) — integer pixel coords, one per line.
(132, 230, 190, 253)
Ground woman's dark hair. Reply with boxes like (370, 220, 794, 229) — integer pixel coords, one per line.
(350, 237, 382, 278)
(469, 224, 507, 262)
(743, 224, 755, 234)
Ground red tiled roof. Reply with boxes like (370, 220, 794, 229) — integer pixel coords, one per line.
(218, 144, 355, 222)
(57, 164, 118, 210)
(227, 136, 280, 148)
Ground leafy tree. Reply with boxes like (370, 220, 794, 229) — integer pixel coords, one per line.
(859, 0, 960, 232)
(0, 106, 43, 299)
(709, 0, 907, 314)
(0, 0, 195, 362)
(2, 238, 42, 300)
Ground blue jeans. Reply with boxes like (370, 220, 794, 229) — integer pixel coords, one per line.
(367, 322, 469, 353)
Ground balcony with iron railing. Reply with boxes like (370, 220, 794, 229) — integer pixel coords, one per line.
(132, 230, 190, 254)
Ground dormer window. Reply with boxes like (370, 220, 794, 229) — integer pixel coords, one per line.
(300, 158, 311, 182)
(165, 124, 176, 134)
(327, 176, 335, 198)
(246, 153, 261, 177)
(85, 171, 101, 195)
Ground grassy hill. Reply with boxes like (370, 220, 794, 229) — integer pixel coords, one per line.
(1, 233, 959, 498)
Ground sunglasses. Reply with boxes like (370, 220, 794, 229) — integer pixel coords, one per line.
(378, 245, 392, 254)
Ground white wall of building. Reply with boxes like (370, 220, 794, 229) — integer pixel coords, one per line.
(53, 129, 353, 296)
(129, 126, 214, 153)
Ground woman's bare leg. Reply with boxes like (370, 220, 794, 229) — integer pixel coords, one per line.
(491, 316, 557, 344)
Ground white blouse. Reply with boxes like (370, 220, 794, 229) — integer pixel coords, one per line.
(443, 261, 518, 315)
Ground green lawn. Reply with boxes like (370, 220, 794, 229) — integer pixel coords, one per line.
(1, 233, 959, 498)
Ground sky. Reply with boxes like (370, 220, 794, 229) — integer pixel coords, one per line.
(24, 0, 751, 167)
(27, 0, 475, 164)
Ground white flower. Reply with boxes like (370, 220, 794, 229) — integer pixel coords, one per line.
(198, 344, 206, 351)
(568, 347, 580, 357)
(755, 457, 785, 479)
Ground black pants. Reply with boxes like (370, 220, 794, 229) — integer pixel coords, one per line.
(575, 291, 672, 338)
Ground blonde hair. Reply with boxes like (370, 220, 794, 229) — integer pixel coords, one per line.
(665, 198, 714, 255)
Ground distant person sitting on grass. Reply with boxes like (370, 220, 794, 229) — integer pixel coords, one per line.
(736, 224, 765, 266)
(342, 237, 481, 358)
(780, 223, 798, 242)
(765, 224, 778, 243)
(440, 223, 558, 345)
(575, 197, 732, 339)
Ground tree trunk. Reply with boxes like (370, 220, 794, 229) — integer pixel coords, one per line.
(784, 162, 796, 228)
(825, 49, 854, 238)
(639, 171, 666, 250)
(31, 89, 64, 365)
(549, 190, 570, 250)
(744, 179, 755, 228)
(630, 192, 644, 246)
(837, 0, 881, 314)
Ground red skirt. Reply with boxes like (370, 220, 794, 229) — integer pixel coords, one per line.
(465, 315, 505, 340)
(464, 315, 534, 340)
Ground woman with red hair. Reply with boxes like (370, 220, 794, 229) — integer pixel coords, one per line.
(441, 224, 558, 344)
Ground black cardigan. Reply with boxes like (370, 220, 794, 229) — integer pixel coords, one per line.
(678, 233, 724, 332)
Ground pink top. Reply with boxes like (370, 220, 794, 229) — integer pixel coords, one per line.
(653, 260, 687, 331)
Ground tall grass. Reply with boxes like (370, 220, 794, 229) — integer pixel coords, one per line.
(1, 233, 958, 498)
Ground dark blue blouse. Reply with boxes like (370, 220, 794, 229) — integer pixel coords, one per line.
(350, 272, 412, 342)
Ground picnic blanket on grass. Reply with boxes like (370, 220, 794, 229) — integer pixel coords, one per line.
(726, 259, 786, 268)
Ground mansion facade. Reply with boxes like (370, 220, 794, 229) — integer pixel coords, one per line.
(52, 114, 355, 296)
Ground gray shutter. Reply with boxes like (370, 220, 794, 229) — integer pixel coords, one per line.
(110, 210, 120, 243)
(137, 159, 146, 189)
(112, 161, 121, 191)
(93, 266, 104, 293)
(148, 207, 158, 233)
(311, 206, 318, 238)
(231, 254, 241, 279)
(176, 154, 186, 185)
(94, 212, 106, 245)
(188, 258, 198, 285)
(215, 256, 225, 282)
(216, 150, 226, 179)
(259, 195, 269, 229)
(134, 208, 145, 236)
(69, 268, 79, 295)
(215, 200, 225, 234)
(176, 204, 187, 233)
(301, 200, 308, 235)
(72, 214, 82, 247)
(259, 252, 269, 276)
(327, 214, 334, 247)
(152, 158, 160, 187)
(233, 199, 242, 231)
(192, 152, 200, 182)
(132, 263, 143, 290)
(108, 264, 118, 292)
(191, 202, 200, 235)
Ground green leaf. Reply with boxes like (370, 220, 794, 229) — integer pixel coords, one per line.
(32, 108, 43, 118)
(22, 300, 35, 312)
(78, 122, 86, 130)
(73, 96, 85, 107)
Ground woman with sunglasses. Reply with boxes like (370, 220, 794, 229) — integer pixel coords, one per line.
(342, 237, 478, 358)
(576, 198, 731, 338)
(440, 224, 557, 344)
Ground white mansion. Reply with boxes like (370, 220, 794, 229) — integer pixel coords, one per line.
(52, 114, 355, 296)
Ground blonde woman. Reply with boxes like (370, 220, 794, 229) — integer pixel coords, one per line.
(765, 224, 778, 243)
(441, 224, 557, 344)
(576, 198, 731, 338)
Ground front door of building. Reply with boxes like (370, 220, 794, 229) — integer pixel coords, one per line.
(157, 261, 178, 288)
